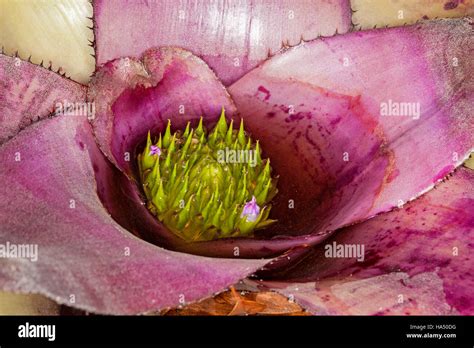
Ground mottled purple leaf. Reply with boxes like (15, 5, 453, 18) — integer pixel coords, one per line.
(0, 54, 86, 144)
(0, 114, 267, 315)
(229, 18, 473, 240)
(93, 0, 352, 85)
(253, 167, 474, 315)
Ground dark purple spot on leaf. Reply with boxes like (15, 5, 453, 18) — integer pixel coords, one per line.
(257, 85, 271, 101)
(444, 1, 459, 10)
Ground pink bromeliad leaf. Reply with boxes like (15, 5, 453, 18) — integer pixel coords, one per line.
(88, 47, 238, 177)
(253, 167, 474, 315)
(0, 54, 85, 144)
(229, 18, 473, 241)
(93, 0, 352, 85)
(0, 113, 267, 315)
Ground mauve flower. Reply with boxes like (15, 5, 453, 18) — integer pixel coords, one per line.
(241, 196, 261, 223)
(0, 1, 472, 315)
(148, 145, 161, 157)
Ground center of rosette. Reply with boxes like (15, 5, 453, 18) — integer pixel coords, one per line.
(138, 109, 278, 241)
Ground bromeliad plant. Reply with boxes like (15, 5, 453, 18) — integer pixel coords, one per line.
(0, 0, 473, 316)
(138, 110, 277, 241)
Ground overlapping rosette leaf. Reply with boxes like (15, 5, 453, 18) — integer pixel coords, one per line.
(253, 167, 474, 315)
(0, 0, 472, 315)
(228, 18, 473, 314)
(0, 54, 86, 144)
(93, 0, 352, 86)
(228, 18, 473, 243)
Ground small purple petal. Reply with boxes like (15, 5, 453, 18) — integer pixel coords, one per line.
(241, 196, 260, 222)
(149, 145, 160, 156)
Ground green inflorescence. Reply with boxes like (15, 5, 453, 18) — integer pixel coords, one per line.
(138, 108, 278, 242)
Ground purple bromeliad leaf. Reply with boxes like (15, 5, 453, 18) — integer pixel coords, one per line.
(229, 18, 473, 241)
(93, 0, 352, 85)
(0, 54, 86, 144)
(88, 47, 238, 177)
(252, 167, 474, 315)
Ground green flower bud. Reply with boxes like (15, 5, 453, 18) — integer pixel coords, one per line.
(138, 108, 278, 241)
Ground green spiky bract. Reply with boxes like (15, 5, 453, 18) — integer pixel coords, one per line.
(138, 109, 278, 242)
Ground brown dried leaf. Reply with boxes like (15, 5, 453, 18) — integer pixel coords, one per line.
(162, 287, 308, 316)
